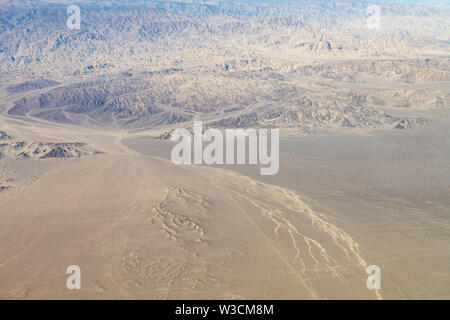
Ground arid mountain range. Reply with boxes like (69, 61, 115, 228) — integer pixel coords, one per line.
(0, 0, 448, 130)
(0, 1, 449, 300)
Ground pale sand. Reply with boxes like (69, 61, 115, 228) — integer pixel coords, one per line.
(122, 121, 450, 300)
(0, 110, 449, 299)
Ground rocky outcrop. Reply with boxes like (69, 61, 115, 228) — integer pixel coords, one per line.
(0, 140, 102, 160)
(0, 131, 12, 141)
(6, 79, 59, 93)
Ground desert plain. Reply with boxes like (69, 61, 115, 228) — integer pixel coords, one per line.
(0, 0, 449, 299)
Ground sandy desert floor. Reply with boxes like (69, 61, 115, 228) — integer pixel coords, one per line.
(0, 127, 376, 299)
(1, 0, 449, 301)
(0, 103, 449, 299)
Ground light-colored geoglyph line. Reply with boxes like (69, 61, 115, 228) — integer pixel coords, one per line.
(226, 194, 319, 299)
(236, 194, 345, 283)
(212, 174, 383, 299)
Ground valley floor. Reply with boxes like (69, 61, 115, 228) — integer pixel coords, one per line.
(0, 111, 449, 299)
